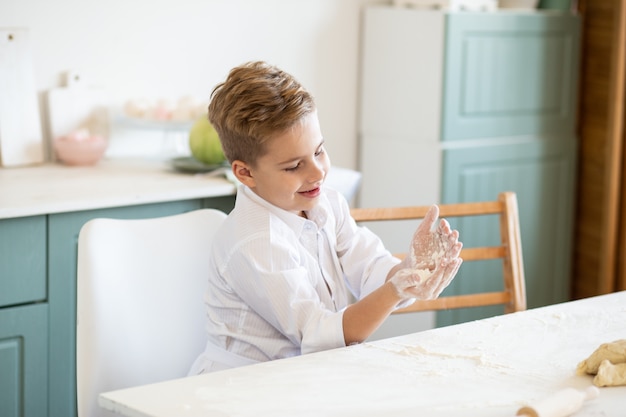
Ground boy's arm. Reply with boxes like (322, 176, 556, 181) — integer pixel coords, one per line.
(342, 250, 462, 345)
(342, 280, 402, 345)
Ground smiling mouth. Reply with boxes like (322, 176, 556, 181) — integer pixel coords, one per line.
(299, 187, 321, 197)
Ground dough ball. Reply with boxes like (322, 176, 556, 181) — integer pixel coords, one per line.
(593, 359, 626, 387)
(576, 339, 626, 376)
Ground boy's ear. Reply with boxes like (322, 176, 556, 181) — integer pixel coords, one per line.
(232, 160, 255, 187)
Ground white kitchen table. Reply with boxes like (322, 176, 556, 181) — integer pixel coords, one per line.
(100, 292, 626, 417)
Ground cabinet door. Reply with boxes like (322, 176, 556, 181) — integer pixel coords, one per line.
(442, 13, 580, 141)
(0, 304, 48, 417)
(438, 137, 577, 326)
(0, 216, 46, 307)
(47, 198, 233, 417)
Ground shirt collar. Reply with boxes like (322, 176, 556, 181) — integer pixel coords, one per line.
(238, 185, 330, 232)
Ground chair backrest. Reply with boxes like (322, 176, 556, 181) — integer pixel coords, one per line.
(350, 191, 526, 315)
(76, 208, 227, 417)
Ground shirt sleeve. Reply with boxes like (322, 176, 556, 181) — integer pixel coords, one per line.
(330, 191, 402, 299)
(221, 231, 347, 354)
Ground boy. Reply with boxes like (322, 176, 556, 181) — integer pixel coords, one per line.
(189, 61, 462, 374)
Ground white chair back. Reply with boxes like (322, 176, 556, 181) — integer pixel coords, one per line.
(76, 209, 227, 417)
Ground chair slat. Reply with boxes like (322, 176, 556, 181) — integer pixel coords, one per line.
(393, 291, 511, 314)
(461, 247, 504, 261)
(394, 247, 504, 262)
(351, 201, 503, 222)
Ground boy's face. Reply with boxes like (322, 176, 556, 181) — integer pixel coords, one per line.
(233, 111, 330, 217)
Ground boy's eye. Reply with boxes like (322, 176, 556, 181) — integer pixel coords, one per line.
(285, 163, 300, 172)
(315, 147, 325, 157)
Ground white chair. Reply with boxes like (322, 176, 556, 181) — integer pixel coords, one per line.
(76, 209, 227, 417)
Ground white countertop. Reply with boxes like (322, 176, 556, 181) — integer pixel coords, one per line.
(0, 158, 236, 219)
(100, 292, 626, 417)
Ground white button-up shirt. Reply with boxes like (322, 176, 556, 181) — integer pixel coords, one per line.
(191, 185, 400, 373)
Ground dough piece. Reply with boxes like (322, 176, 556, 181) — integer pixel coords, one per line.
(593, 359, 626, 387)
(576, 339, 626, 375)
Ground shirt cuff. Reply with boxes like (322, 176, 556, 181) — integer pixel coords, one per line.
(360, 256, 402, 298)
(300, 308, 347, 355)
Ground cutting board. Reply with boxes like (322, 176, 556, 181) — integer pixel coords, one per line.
(47, 72, 110, 149)
(0, 28, 45, 167)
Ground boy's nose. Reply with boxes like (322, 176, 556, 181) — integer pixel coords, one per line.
(308, 161, 326, 183)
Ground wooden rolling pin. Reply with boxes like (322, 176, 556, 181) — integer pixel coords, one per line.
(516, 386, 600, 417)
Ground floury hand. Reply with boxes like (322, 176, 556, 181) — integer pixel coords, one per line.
(389, 205, 463, 300)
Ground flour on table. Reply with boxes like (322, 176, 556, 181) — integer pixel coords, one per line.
(370, 342, 514, 371)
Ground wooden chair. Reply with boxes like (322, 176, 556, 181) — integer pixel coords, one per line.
(350, 191, 526, 315)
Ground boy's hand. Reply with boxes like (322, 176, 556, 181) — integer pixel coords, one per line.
(390, 257, 462, 300)
(390, 205, 463, 300)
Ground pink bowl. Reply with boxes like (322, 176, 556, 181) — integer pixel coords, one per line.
(54, 134, 108, 166)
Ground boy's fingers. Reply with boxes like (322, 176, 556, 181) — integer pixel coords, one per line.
(417, 204, 439, 233)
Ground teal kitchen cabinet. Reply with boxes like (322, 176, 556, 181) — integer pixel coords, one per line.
(0, 195, 234, 417)
(438, 137, 578, 326)
(441, 13, 579, 141)
(0, 216, 48, 417)
(0, 305, 48, 417)
(359, 7, 580, 328)
(47, 196, 234, 417)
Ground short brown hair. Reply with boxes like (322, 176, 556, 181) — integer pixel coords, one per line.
(208, 61, 316, 165)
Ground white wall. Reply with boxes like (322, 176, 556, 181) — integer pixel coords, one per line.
(1, 0, 431, 339)
(0, 0, 388, 169)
